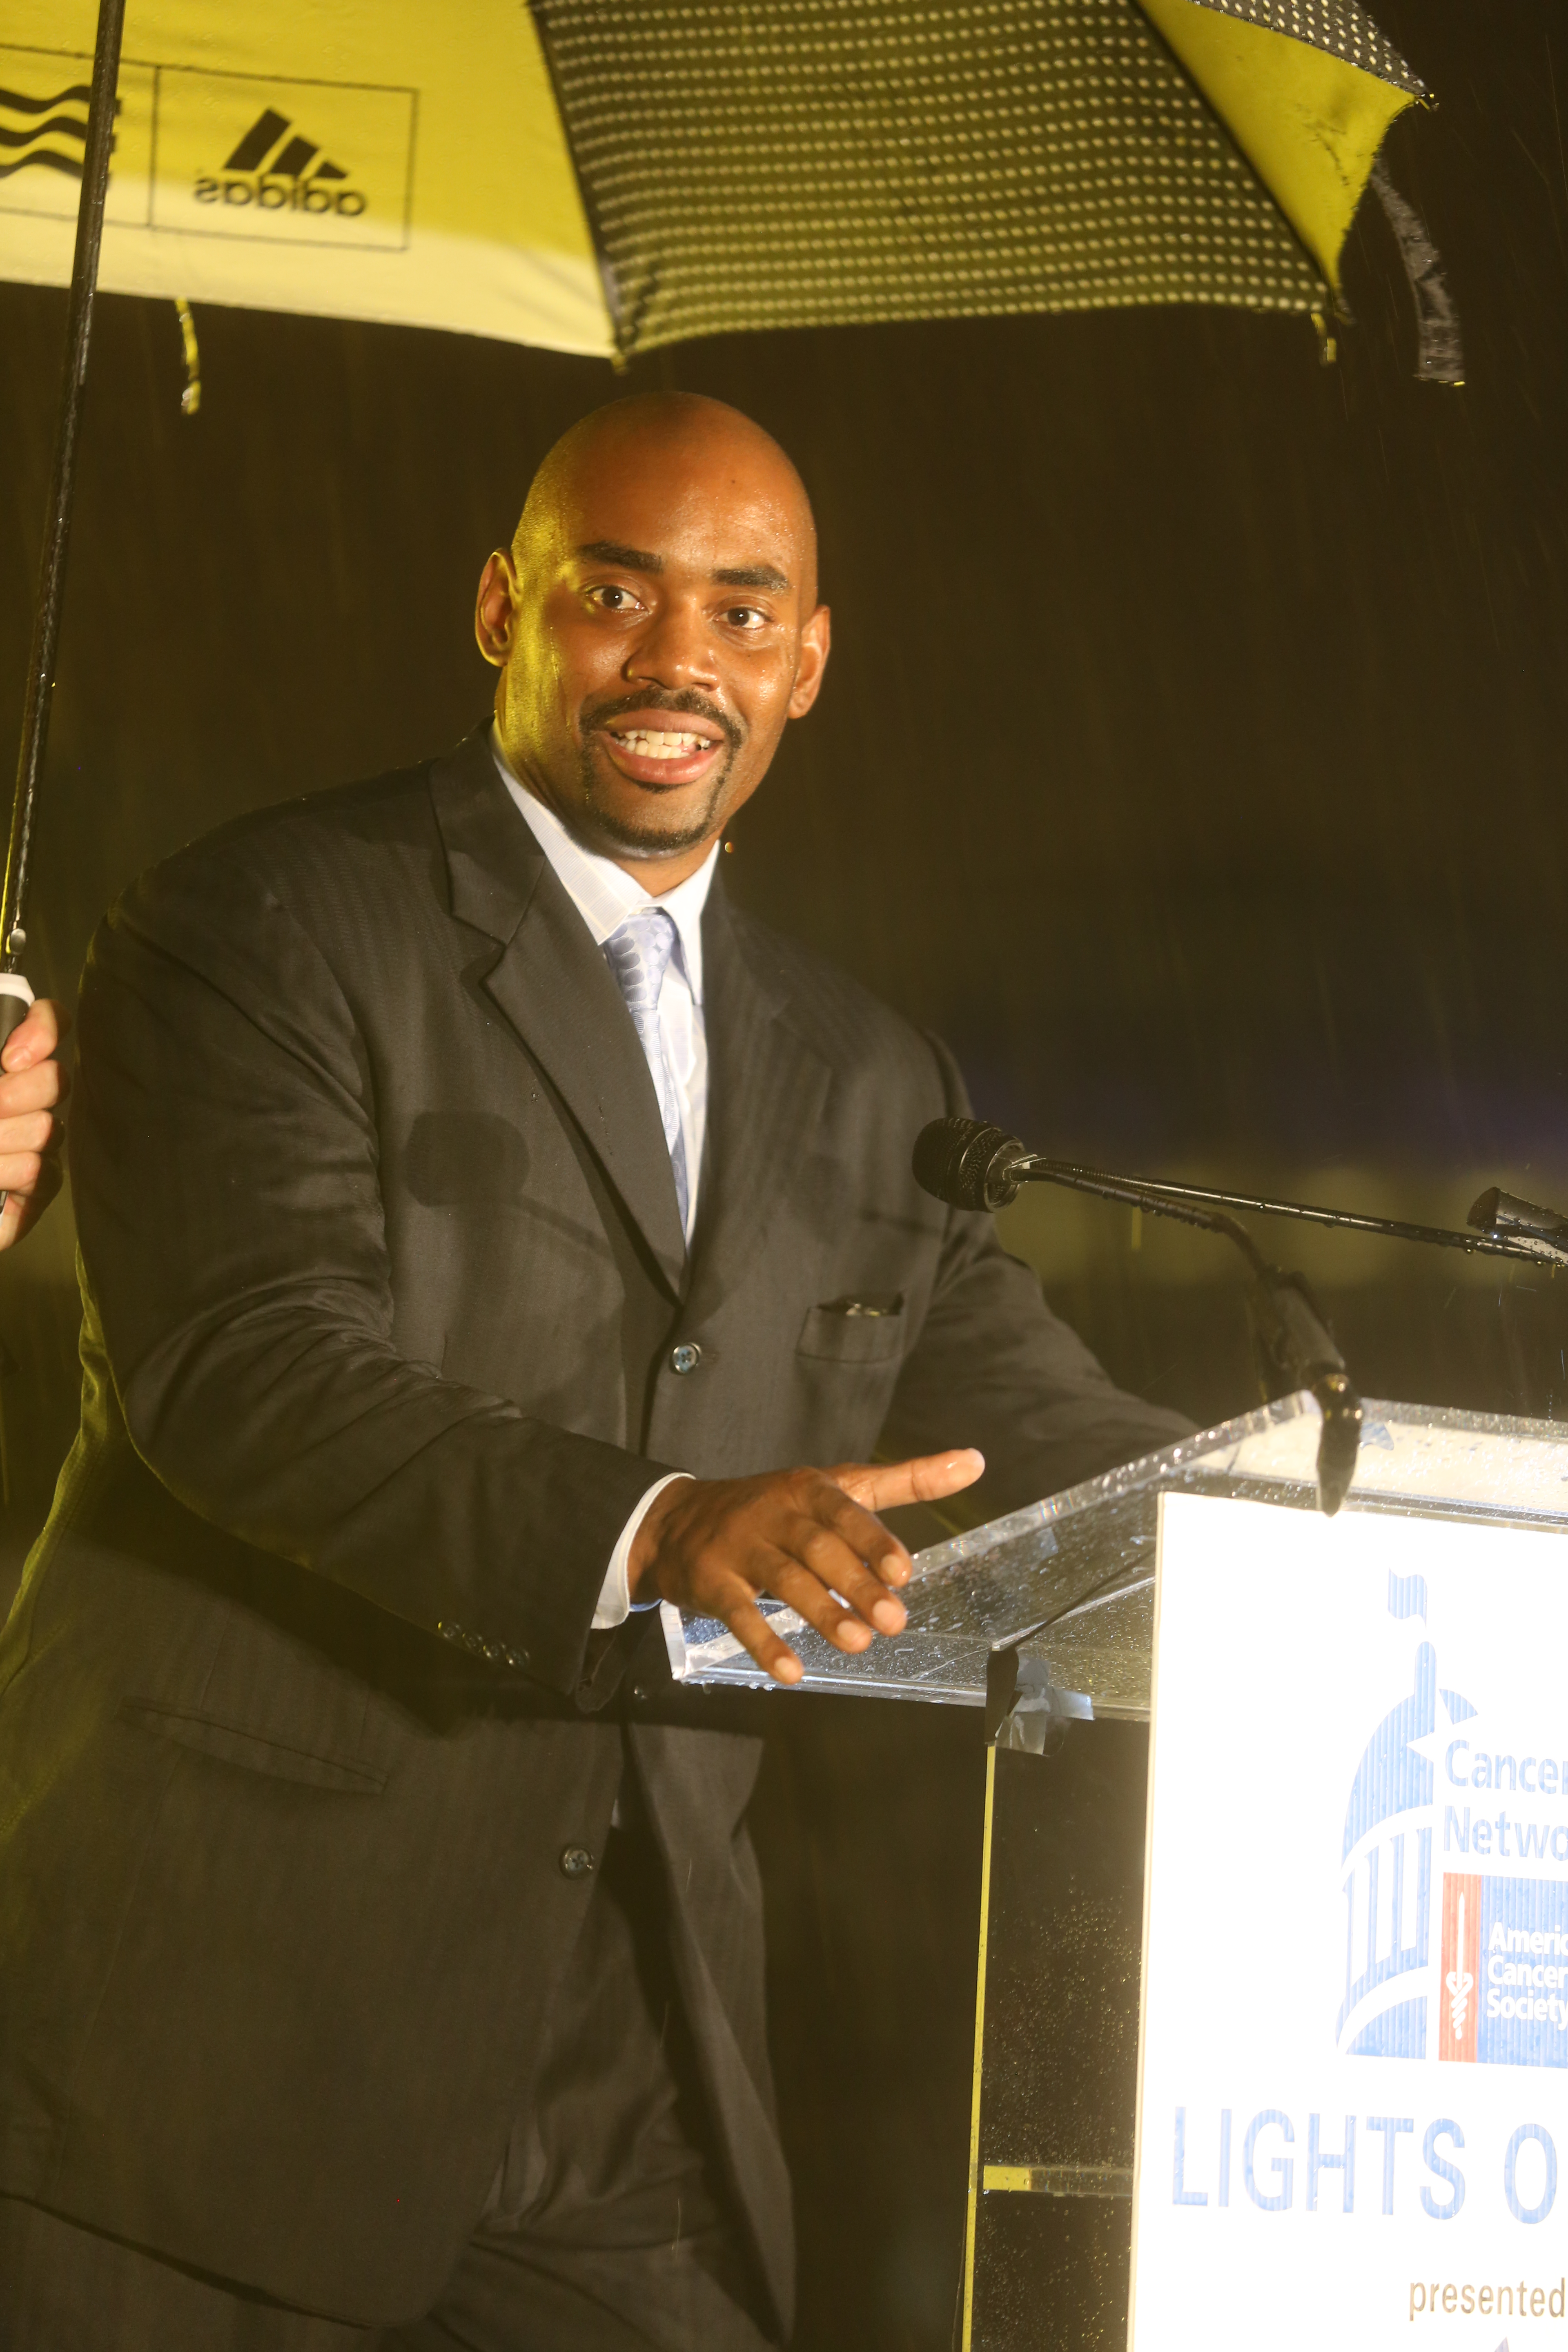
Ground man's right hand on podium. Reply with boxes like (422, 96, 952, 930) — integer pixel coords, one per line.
(628, 1448, 984, 1683)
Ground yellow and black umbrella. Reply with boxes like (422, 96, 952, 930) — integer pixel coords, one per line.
(4, 0, 1454, 370)
(0, 0, 1456, 1036)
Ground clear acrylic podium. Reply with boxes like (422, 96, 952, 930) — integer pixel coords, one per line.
(676, 1394, 1568, 2351)
(676, 1391, 1568, 1726)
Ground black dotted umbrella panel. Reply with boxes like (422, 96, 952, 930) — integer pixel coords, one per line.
(535, 0, 1419, 359)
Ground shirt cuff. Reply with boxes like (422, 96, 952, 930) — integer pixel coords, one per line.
(591, 1472, 694, 1629)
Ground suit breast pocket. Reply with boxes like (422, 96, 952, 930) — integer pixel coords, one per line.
(795, 1296, 906, 1366)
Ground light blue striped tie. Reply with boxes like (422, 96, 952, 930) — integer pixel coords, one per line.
(604, 908, 690, 1235)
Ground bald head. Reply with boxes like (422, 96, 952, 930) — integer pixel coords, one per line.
(476, 393, 830, 889)
(514, 394, 818, 611)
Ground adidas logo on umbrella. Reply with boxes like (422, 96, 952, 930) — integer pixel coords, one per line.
(196, 107, 366, 218)
(0, 75, 96, 185)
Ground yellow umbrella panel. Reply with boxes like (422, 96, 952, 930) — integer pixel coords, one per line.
(0, 0, 613, 356)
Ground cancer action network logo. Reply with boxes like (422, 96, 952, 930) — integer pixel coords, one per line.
(1321, 1563, 1566, 2241)
(1338, 1572, 1568, 2076)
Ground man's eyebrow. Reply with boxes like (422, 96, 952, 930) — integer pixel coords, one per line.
(712, 563, 789, 591)
(576, 539, 664, 572)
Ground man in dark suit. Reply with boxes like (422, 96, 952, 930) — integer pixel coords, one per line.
(0, 394, 1187, 2349)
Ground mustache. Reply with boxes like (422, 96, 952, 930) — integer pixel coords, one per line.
(580, 688, 744, 752)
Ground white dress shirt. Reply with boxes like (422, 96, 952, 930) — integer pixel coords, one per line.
(490, 728, 710, 1632)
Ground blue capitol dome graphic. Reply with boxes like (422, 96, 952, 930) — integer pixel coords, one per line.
(1336, 1575, 1477, 2059)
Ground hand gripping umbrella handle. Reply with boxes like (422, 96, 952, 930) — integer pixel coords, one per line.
(0, 974, 36, 1215)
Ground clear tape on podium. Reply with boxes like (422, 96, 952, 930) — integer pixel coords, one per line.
(674, 1394, 1568, 1718)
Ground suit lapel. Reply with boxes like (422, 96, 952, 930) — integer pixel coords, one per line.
(684, 887, 831, 1326)
(429, 732, 688, 1296)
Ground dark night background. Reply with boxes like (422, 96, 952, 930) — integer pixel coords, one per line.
(1, 2, 1564, 2342)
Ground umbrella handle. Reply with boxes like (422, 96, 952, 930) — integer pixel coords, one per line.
(0, 975, 34, 1050)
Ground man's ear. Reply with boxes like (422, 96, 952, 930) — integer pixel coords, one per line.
(474, 551, 519, 667)
(786, 603, 831, 719)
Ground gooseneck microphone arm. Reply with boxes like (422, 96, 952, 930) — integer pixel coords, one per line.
(1011, 1159, 1568, 1266)
(911, 1118, 1372, 1515)
(911, 1118, 1568, 1507)
(1129, 1194, 1363, 1513)
(910, 1119, 1568, 1268)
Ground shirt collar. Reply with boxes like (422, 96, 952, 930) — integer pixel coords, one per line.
(490, 724, 717, 1004)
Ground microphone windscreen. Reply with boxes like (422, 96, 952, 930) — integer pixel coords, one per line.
(1470, 1187, 1568, 1246)
(912, 1118, 1027, 1212)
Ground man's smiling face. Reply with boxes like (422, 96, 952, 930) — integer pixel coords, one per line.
(477, 395, 830, 887)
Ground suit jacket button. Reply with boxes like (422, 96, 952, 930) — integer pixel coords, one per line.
(670, 1342, 702, 1374)
(559, 1845, 595, 1880)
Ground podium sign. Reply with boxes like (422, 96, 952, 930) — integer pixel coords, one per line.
(678, 1392, 1568, 2345)
(1132, 1494, 1568, 2346)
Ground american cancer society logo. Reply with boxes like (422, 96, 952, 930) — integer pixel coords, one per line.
(1337, 1571, 1568, 2070)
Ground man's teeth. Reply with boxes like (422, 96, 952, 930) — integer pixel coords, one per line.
(610, 728, 712, 760)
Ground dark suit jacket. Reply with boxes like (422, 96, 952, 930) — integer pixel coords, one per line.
(0, 729, 1187, 2329)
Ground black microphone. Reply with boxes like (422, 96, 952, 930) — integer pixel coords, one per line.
(912, 1118, 1031, 1212)
(916, 1124, 1568, 1269)
(911, 1113, 1364, 1513)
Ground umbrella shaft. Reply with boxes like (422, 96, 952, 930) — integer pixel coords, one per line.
(2, 0, 127, 970)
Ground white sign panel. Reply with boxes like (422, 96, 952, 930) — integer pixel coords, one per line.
(1131, 1493, 1568, 2347)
